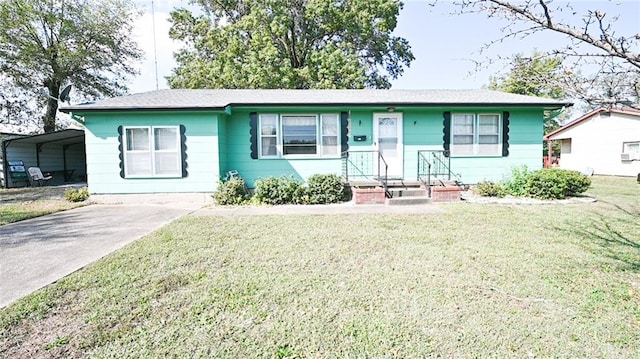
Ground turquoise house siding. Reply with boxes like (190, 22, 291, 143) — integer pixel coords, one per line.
(223, 108, 345, 187)
(220, 106, 544, 186)
(84, 111, 220, 194)
(76, 103, 547, 194)
(447, 109, 543, 183)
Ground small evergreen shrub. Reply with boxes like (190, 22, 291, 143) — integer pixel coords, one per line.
(212, 178, 249, 205)
(473, 181, 506, 198)
(254, 176, 305, 205)
(562, 170, 593, 197)
(502, 165, 533, 197)
(64, 187, 89, 202)
(524, 168, 591, 199)
(305, 174, 345, 204)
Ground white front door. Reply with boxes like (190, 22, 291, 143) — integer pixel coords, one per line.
(373, 113, 403, 178)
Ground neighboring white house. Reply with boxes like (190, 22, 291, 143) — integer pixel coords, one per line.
(545, 108, 640, 177)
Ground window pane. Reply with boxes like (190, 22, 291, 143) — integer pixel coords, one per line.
(155, 152, 180, 175)
(283, 115, 317, 155)
(126, 152, 152, 175)
(453, 135, 473, 144)
(126, 128, 149, 151)
(478, 115, 499, 135)
(453, 115, 473, 135)
(261, 137, 278, 156)
(479, 135, 499, 144)
(154, 128, 178, 150)
(260, 115, 278, 136)
(321, 114, 339, 155)
(321, 115, 338, 136)
(624, 142, 640, 153)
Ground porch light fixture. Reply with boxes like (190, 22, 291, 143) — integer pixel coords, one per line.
(387, 106, 395, 112)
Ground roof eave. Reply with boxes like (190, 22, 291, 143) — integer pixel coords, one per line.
(61, 101, 573, 112)
(59, 106, 229, 114)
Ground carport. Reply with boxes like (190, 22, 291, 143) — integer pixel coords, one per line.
(1, 129, 86, 188)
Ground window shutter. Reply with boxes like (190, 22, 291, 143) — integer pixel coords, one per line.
(502, 111, 510, 157)
(180, 125, 188, 177)
(442, 111, 451, 157)
(117, 126, 125, 178)
(249, 112, 258, 159)
(340, 111, 349, 154)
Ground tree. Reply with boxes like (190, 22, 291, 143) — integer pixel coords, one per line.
(489, 53, 564, 100)
(168, 0, 414, 89)
(449, 0, 640, 109)
(0, 0, 143, 133)
(488, 51, 568, 156)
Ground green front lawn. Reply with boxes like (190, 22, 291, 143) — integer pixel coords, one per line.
(1, 176, 639, 357)
(0, 187, 87, 225)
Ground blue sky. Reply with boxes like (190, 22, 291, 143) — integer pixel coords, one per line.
(130, 0, 640, 93)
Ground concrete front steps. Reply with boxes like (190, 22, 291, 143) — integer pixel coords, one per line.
(385, 187, 431, 206)
(349, 179, 461, 205)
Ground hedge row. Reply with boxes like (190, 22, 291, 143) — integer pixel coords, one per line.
(474, 167, 591, 200)
(213, 174, 346, 205)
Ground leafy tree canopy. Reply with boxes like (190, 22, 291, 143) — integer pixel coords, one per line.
(488, 51, 567, 138)
(489, 52, 565, 100)
(168, 0, 414, 89)
(0, 0, 143, 133)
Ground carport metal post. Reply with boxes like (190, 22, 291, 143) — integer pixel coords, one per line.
(1, 139, 7, 188)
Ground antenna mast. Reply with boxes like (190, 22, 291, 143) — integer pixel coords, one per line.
(151, 0, 159, 90)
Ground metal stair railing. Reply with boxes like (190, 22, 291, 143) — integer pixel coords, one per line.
(417, 150, 466, 196)
(342, 150, 390, 197)
(417, 151, 432, 197)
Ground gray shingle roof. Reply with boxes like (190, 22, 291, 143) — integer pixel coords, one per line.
(60, 89, 572, 112)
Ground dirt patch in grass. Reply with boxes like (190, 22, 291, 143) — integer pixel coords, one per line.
(0, 185, 88, 225)
(0, 186, 72, 204)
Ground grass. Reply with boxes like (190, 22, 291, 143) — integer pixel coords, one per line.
(1, 176, 640, 357)
(0, 186, 87, 225)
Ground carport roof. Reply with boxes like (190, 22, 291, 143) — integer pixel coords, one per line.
(2, 129, 84, 147)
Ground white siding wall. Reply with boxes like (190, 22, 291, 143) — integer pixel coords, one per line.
(553, 113, 640, 176)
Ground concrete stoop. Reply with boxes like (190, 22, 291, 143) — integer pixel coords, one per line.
(385, 187, 431, 206)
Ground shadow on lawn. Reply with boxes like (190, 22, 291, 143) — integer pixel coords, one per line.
(557, 202, 640, 272)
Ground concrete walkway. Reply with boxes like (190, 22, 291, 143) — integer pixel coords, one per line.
(0, 203, 199, 308)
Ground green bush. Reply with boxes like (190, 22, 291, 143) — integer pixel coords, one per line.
(305, 174, 345, 204)
(254, 176, 305, 205)
(562, 170, 593, 197)
(502, 165, 533, 197)
(64, 187, 89, 202)
(524, 168, 591, 199)
(212, 178, 249, 205)
(473, 181, 506, 198)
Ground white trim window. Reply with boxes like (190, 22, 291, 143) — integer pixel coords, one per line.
(258, 113, 340, 158)
(622, 141, 640, 154)
(451, 113, 501, 156)
(124, 126, 181, 177)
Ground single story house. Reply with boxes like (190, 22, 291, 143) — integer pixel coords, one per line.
(544, 107, 640, 177)
(60, 89, 571, 195)
(1, 129, 87, 188)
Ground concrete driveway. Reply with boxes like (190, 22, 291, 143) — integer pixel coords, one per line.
(0, 203, 198, 308)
